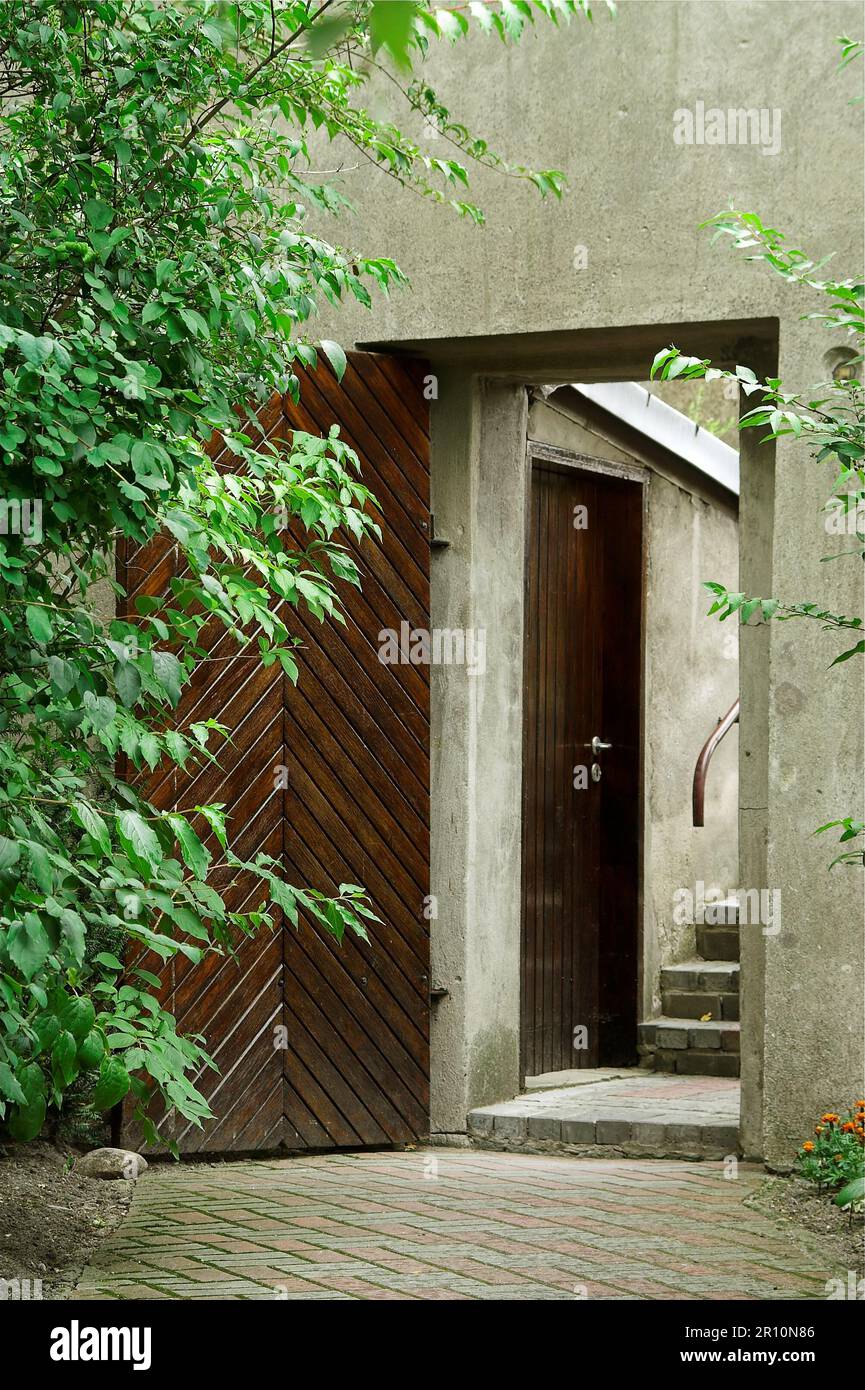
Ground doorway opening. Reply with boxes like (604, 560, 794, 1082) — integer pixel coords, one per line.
(364, 315, 774, 1149)
(521, 444, 644, 1077)
(518, 377, 741, 1099)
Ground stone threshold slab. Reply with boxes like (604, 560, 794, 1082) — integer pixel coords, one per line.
(467, 1071, 740, 1160)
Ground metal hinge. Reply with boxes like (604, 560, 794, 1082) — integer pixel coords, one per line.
(430, 512, 450, 550)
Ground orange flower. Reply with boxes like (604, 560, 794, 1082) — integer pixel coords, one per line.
(834, 1154, 844, 1162)
(821, 1113, 839, 1124)
(802, 1141, 815, 1153)
(855, 1100, 865, 1107)
(815, 1125, 824, 1135)
(841, 1121, 856, 1133)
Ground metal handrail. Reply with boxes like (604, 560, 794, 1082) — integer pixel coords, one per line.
(692, 699, 740, 827)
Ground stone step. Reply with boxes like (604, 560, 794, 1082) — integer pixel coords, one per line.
(467, 1107, 739, 1156)
(661, 960, 740, 1020)
(466, 1072, 741, 1159)
(661, 959, 739, 992)
(696, 923, 740, 962)
(638, 1017, 740, 1077)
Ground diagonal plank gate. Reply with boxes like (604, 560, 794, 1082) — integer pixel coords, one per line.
(120, 352, 431, 1153)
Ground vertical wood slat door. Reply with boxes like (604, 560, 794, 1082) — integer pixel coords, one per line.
(121, 350, 430, 1153)
(521, 460, 641, 1078)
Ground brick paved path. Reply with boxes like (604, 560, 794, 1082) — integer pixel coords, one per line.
(74, 1149, 830, 1301)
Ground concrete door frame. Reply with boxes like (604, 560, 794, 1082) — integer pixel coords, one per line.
(361, 318, 778, 1149)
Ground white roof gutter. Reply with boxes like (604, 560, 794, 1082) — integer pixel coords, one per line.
(571, 381, 740, 498)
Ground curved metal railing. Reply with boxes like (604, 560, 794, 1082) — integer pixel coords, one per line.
(692, 699, 740, 827)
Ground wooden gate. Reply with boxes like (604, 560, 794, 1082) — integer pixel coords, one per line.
(121, 351, 430, 1152)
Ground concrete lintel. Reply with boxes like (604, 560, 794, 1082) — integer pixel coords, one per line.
(358, 317, 778, 384)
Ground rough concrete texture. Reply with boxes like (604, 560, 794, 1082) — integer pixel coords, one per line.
(427, 376, 527, 1132)
(310, 2, 861, 351)
(73, 1149, 835, 1301)
(527, 390, 739, 1015)
(304, 1, 864, 1163)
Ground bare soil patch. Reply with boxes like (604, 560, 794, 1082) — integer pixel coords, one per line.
(750, 1173, 864, 1282)
(0, 1141, 132, 1300)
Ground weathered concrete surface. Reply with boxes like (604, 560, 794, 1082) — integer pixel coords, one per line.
(306, 0, 864, 1164)
(313, 1, 861, 350)
(758, 316, 865, 1168)
(428, 376, 527, 1135)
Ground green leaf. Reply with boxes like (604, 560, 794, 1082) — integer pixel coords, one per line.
(469, 1, 496, 33)
(71, 800, 111, 856)
(0, 1063, 27, 1106)
(114, 660, 142, 707)
(194, 803, 228, 850)
(166, 813, 211, 880)
(8, 1095, 46, 1142)
(60, 909, 86, 966)
(78, 1030, 106, 1070)
(270, 877, 298, 927)
(7, 1063, 46, 1141)
(84, 198, 113, 231)
(25, 604, 54, 644)
(7, 915, 52, 980)
(94, 952, 123, 972)
(319, 339, 348, 381)
(52, 1029, 79, 1087)
(834, 1176, 864, 1208)
(152, 649, 183, 706)
(34, 1013, 60, 1054)
(178, 307, 210, 339)
(305, 13, 353, 58)
(59, 995, 96, 1042)
(369, 1, 418, 67)
(93, 1057, 131, 1111)
(435, 8, 469, 43)
(116, 810, 161, 874)
(831, 639, 865, 665)
(0, 834, 20, 870)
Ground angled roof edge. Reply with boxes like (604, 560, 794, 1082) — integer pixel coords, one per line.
(570, 381, 740, 498)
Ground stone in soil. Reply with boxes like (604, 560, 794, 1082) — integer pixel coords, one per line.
(77, 1148, 148, 1181)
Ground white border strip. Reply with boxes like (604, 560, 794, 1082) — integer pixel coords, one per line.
(573, 381, 740, 497)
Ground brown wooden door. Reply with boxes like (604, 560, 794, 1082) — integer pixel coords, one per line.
(521, 458, 642, 1077)
(121, 351, 430, 1153)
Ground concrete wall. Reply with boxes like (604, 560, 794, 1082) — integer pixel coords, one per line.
(526, 391, 739, 1018)
(307, 0, 864, 1161)
(427, 374, 528, 1136)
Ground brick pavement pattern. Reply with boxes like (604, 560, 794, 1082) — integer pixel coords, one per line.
(74, 1149, 830, 1301)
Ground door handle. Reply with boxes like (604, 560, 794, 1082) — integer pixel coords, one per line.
(590, 736, 612, 755)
